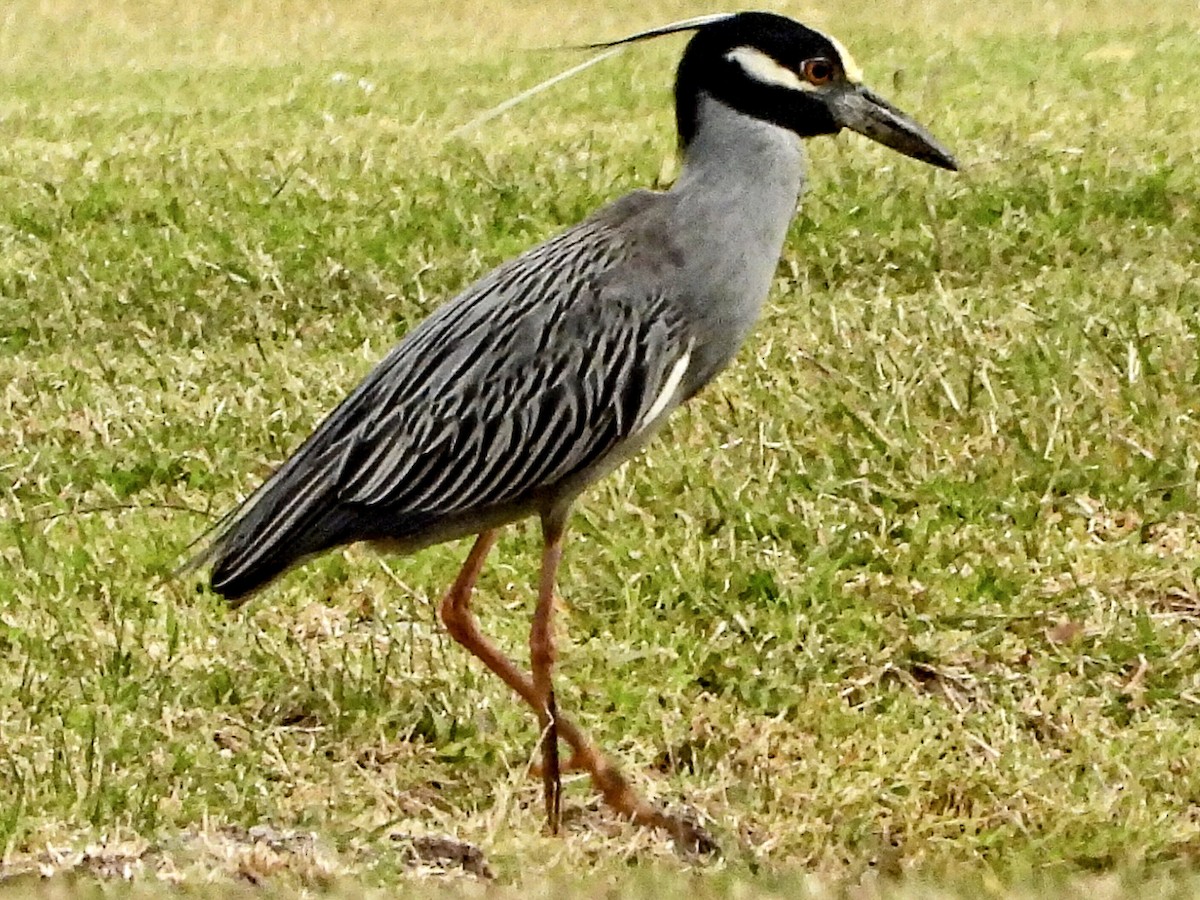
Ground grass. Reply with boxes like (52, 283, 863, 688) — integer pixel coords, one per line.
(1, 0, 1199, 893)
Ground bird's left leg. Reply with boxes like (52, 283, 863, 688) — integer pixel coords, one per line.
(530, 517, 565, 835)
(438, 526, 563, 834)
(441, 526, 712, 851)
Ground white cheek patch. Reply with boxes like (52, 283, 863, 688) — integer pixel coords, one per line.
(822, 33, 864, 83)
(725, 46, 811, 92)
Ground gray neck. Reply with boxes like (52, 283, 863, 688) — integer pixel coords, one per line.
(673, 93, 806, 216)
(667, 94, 806, 363)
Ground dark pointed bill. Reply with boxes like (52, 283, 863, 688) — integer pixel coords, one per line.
(829, 86, 958, 171)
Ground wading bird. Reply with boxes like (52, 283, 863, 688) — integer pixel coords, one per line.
(190, 11, 956, 851)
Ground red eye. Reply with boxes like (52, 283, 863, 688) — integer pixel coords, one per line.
(801, 58, 835, 85)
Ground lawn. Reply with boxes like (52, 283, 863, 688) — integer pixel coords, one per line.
(1, 0, 1199, 894)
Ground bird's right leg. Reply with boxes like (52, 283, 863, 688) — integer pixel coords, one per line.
(529, 520, 565, 834)
(438, 530, 715, 853)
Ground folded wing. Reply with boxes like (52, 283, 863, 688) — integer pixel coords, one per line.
(197, 208, 689, 601)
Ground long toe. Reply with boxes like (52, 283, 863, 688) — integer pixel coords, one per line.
(653, 806, 721, 857)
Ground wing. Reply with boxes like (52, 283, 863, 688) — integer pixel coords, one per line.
(200, 194, 692, 599)
(335, 224, 690, 516)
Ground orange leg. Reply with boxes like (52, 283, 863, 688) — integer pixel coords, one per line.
(438, 530, 716, 853)
(530, 521, 564, 833)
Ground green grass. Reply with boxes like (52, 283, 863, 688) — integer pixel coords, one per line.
(2, 0, 1200, 894)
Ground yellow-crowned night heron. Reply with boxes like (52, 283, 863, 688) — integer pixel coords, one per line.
(191, 11, 957, 850)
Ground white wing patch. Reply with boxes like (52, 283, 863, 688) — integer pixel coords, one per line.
(637, 346, 692, 434)
(725, 46, 808, 91)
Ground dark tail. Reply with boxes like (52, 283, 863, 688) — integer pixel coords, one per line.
(209, 502, 360, 603)
(184, 449, 356, 606)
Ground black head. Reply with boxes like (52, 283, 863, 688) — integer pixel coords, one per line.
(674, 13, 857, 145)
(593, 11, 957, 170)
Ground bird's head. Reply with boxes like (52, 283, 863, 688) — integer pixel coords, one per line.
(599, 11, 958, 171)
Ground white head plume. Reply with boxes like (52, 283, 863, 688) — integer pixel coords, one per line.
(449, 13, 736, 138)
